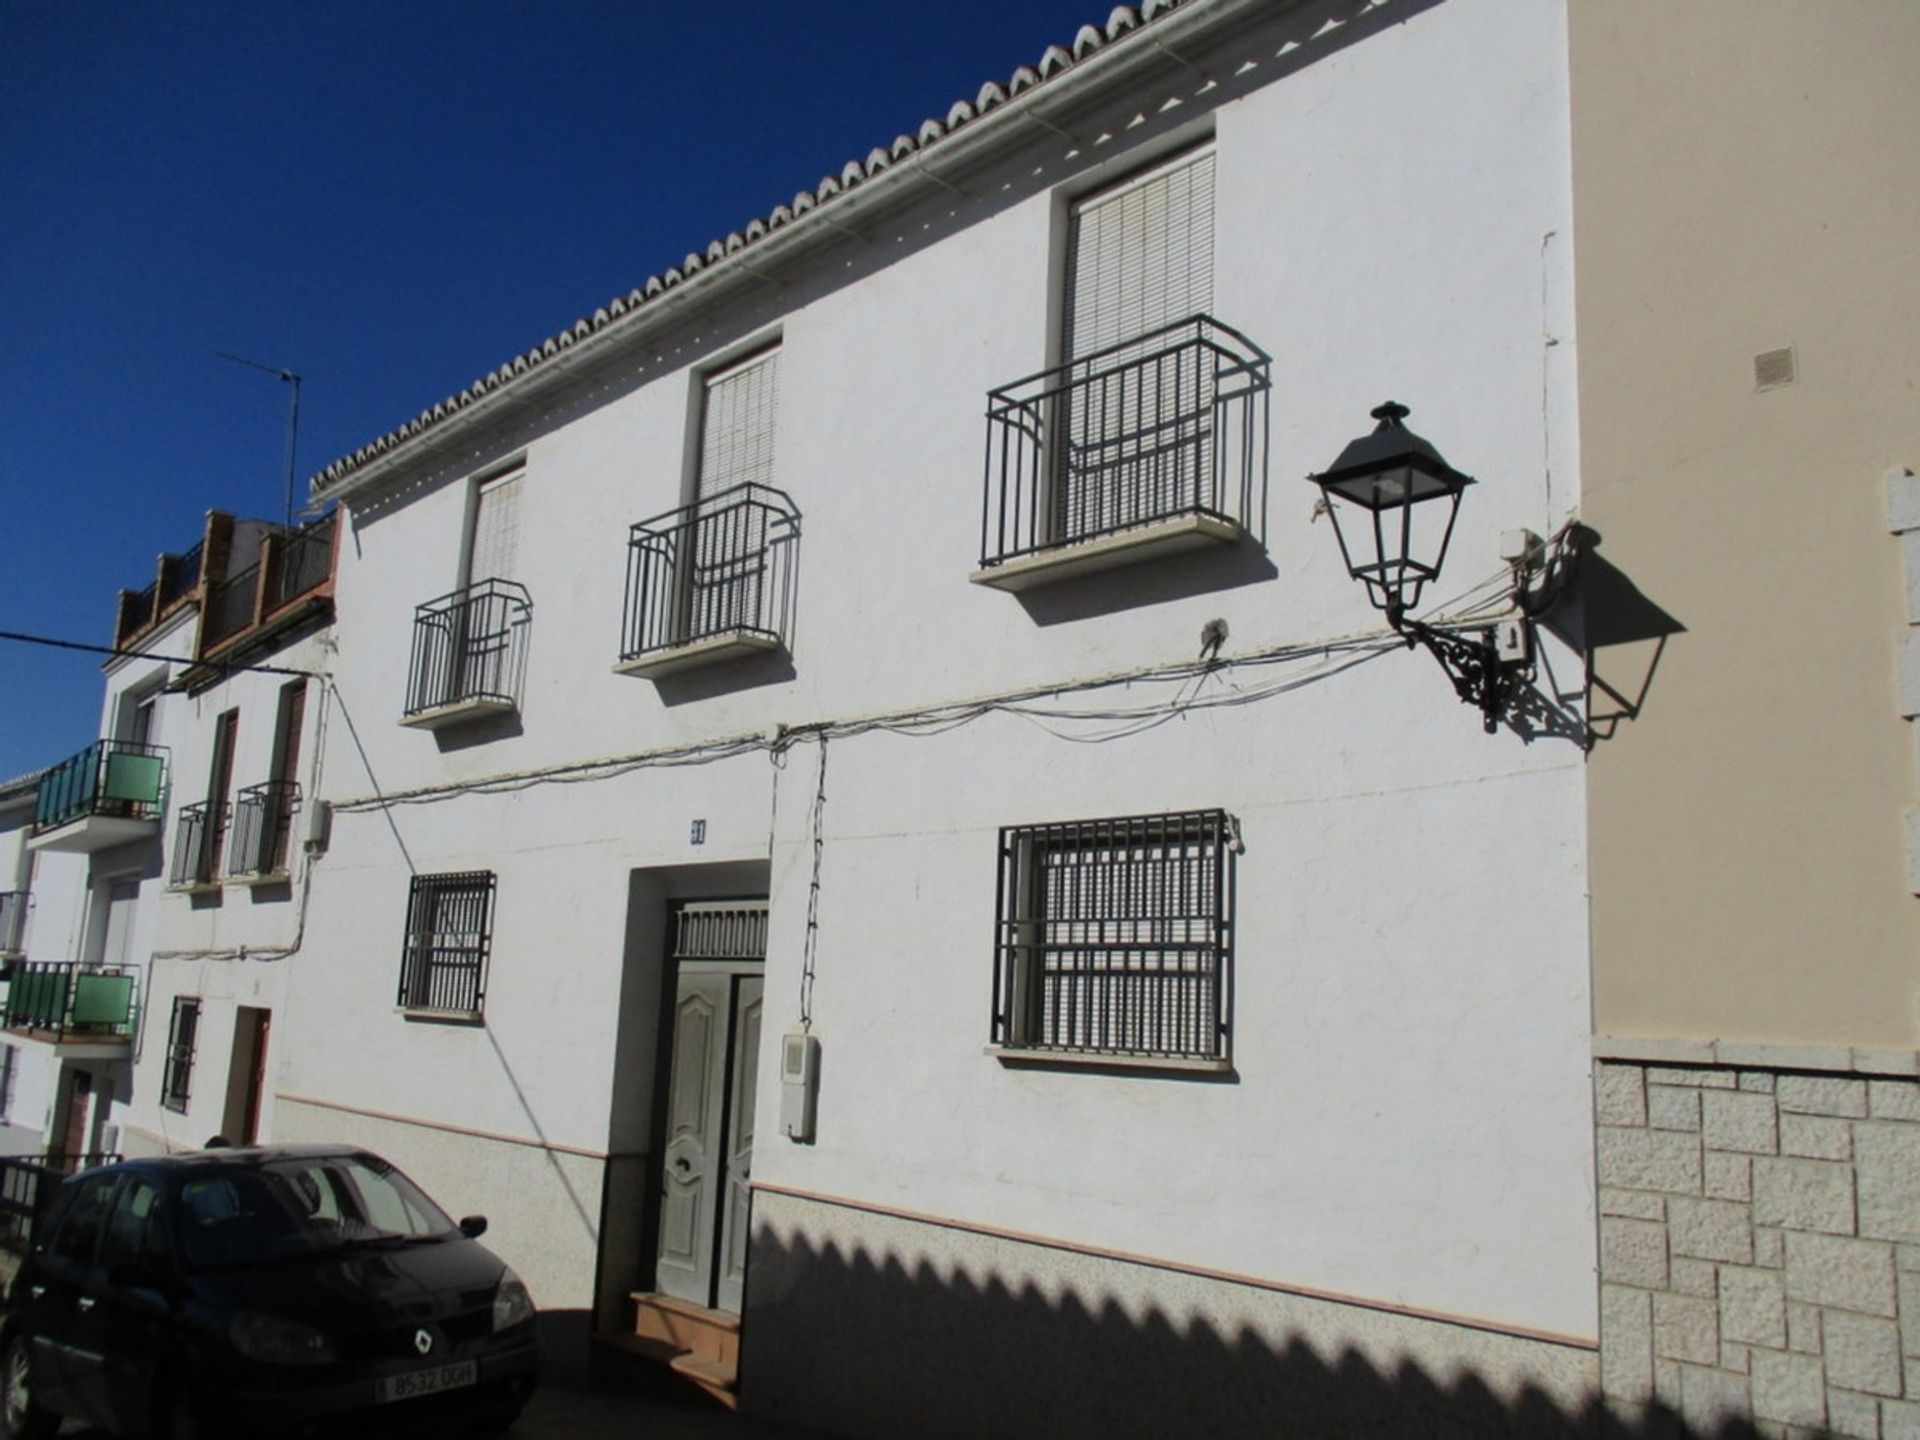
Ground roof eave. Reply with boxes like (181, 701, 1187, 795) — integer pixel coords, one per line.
(309, 0, 1276, 509)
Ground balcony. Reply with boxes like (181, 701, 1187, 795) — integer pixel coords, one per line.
(1, 962, 137, 1057)
(974, 315, 1271, 591)
(227, 780, 300, 883)
(401, 579, 532, 729)
(167, 800, 226, 892)
(617, 483, 799, 679)
(0, 893, 25, 959)
(28, 740, 169, 853)
(195, 513, 335, 664)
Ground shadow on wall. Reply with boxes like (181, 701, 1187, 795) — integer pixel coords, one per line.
(1539, 526, 1687, 746)
(739, 1226, 1761, 1440)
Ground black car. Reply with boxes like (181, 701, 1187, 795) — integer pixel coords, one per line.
(0, 1145, 540, 1438)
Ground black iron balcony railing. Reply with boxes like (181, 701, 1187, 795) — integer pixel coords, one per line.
(621, 483, 799, 665)
(991, 809, 1234, 1062)
(0, 893, 25, 955)
(405, 579, 532, 719)
(201, 560, 260, 651)
(981, 315, 1271, 569)
(114, 580, 159, 647)
(168, 800, 228, 888)
(33, 740, 169, 834)
(267, 513, 335, 613)
(160, 539, 205, 611)
(2, 962, 138, 1043)
(228, 780, 300, 878)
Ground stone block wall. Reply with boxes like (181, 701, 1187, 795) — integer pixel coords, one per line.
(1597, 1060, 1920, 1438)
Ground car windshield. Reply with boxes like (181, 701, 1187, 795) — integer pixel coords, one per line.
(178, 1154, 456, 1268)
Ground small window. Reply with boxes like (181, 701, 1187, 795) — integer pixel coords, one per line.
(162, 998, 199, 1113)
(991, 810, 1234, 1063)
(45, 1173, 119, 1263)
(398, 873, 496, 1017)
(99, 1176, 171, 1275)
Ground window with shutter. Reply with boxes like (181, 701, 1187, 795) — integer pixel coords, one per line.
(398, 872, 496, 1017)
(1056, 149, 1218, 544)
(991, 810, 1234, 1063)
(688, 348, 781, 637)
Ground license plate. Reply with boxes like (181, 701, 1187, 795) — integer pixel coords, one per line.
(376, 1359, 477, 1403)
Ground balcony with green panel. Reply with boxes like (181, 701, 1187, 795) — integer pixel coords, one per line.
(1, 962, 138, 1058)
(27, 740, 170, 854)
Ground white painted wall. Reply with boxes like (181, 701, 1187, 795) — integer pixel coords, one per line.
(285, 0, 1591, 1344)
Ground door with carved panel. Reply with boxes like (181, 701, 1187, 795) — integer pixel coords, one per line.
(653, 901, 766, 1313)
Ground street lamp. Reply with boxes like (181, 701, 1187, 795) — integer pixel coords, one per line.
(1307, 400, 1474, 628)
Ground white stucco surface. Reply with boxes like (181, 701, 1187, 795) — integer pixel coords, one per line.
(273, 0, 1590, 1355)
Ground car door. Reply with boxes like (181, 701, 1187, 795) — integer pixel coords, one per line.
(84, 1172, 178, 1436)
(18, 1171, 119, 1423)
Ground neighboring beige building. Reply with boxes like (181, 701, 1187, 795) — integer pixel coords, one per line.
(1571, 2, 1920, 1431)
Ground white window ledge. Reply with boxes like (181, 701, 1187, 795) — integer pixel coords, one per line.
(398, 696, 516, 731)
(165, 880, 222, 898)
(613, 629, 781, 680)
(226, 871, 289, 889)
(984, 1044, 1234, 1077)
(970, 514, 1242, 593)
(399, 1006, 484, 1027)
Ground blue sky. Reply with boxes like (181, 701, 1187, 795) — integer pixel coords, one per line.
(0, 0, 1106, 780)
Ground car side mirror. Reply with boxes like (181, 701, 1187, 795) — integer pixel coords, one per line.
(458, 1215, 487, 1239)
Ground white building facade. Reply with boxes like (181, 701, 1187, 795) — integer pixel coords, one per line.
(284, 0, 1598, 1430)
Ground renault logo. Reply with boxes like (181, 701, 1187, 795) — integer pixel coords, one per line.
(414, 1328, 434, 1356)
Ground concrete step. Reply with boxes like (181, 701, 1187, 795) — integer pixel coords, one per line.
(669, 1351, 740, 1411)
(630, 1290, 740, 1367)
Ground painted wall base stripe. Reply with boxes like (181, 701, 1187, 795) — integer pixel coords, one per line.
(751, 1180, 1598, 1353)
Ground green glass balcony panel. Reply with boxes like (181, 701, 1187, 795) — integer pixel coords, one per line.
(102, 752, 165, 807)
(70, 972, 134, 1029)
(10, 970, 68, 1027)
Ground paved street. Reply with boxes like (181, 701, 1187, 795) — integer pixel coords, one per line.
(50, 1380, 829, 1438)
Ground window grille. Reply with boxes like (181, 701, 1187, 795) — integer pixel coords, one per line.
(671, 900, 768, 962)
(398, 872, 496, 1016)
(162, 998, 198, 1112)
(992, 810, 1233, 1061)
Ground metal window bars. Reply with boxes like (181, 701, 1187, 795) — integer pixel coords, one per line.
(621, 483, 799, 664)
(227, 781, 301, 879)
(161, 998, 198, 1112)
(405, 579, 532, 718)
(992, 809, 1234, 1061)
(671, 900, 769, 962)
(168, 801, 228, 888)
(397, 872, 496, 1015)
(2, 963, 138, 1041)
(981, 314, 1270, 569)
(33, 740, 169, 833)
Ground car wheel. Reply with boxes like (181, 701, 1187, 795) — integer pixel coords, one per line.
(0, 1335, 57, 1440)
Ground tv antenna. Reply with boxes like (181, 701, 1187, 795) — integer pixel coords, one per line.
(215, 350, 302, 530)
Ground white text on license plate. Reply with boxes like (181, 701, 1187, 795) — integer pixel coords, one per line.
(377, 1359, 477, 1403)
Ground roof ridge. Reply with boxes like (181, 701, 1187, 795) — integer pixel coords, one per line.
(312, 1, 1193, 494)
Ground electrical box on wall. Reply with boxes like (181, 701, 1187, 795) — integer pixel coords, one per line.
(780, 1031, 819, 1142)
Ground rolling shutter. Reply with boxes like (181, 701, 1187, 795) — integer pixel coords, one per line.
(698, 348, 781, 500)
(469, 469, 523, 585)
(1064, 148, 1215, 362)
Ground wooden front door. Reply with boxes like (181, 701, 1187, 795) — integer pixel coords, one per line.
(653, 901, 765, 1314)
